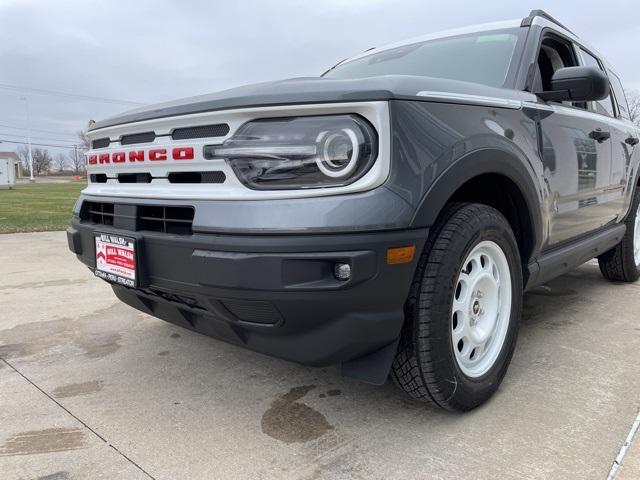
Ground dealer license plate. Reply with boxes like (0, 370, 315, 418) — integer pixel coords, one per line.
(94, 233, 137, 288)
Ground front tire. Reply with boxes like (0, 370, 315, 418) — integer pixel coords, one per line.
(391, 203, 522, 411)
(598, 188, 640, 283)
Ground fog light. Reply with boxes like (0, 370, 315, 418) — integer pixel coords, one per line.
(334, 263, 351, 281)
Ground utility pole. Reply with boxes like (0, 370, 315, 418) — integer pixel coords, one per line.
(73, 144, 79, 175)
(20, 96, 35, 182)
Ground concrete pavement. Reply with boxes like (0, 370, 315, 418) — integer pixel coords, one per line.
(0, 231, 639, 479)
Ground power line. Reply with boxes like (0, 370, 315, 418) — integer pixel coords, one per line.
(0, 82, 146, 106)
(0, 138, 79, 149)
(0, 131, 78, 143)
(0, 122, 81, 137)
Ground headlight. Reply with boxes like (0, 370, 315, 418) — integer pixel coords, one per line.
(204, 115, 377, 190)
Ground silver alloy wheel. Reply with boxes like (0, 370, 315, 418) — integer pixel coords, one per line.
(451, 241, 512, 378)
(635, 207, 640, 267)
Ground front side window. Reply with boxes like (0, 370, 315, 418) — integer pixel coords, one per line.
(535, 36, 579, 92)
(534, 35, 588, 110)
(324, 29, 524, 89)
(607, 70, 630, 120)
(579, 48, 615, 117)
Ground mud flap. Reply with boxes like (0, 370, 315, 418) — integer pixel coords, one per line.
(340, 338, 400, 385)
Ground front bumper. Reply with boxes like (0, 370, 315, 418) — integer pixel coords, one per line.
(68, 218, 427, 376)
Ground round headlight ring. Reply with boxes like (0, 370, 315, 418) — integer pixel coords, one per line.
(315, 128, 360, 178)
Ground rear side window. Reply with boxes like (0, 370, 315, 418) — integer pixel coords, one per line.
(608, 70, 630, 120)
(579, 48, 615, 117)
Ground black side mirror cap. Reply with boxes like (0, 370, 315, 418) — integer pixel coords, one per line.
(536, 66, 610, 102)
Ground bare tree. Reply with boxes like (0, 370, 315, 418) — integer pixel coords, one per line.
(626, 90, 640, 127)
(73, 130, 91, 175)
(77, 130, 90, 152)
(54, 153, 69, 173)
(67, 147, 85, 175)
(31, 148, 52, 175)
(16, 145, 30, 173)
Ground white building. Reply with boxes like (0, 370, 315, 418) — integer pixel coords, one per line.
(0, 151, 20, 189)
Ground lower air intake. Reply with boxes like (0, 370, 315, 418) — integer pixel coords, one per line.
(139, 205, 195, 235)
(80, 202, 194, 235)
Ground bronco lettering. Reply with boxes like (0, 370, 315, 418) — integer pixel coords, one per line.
(86, 147, 195, 165)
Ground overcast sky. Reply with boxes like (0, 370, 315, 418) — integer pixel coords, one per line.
(1, 0, 639, 158)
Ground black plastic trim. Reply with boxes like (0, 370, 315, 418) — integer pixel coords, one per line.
(67, 221, 428, 376)
(120, 131, 156, 145)
(91, 138, 111, 149)
(90, 174, 108, 183)
(410, 148, 543, 263)
(528, 224, 625, 288)
(172, 124, 230, 140)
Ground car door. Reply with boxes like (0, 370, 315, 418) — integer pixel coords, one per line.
(602, 68, 640, 220)
(575, 47, 633, 224)
(533, 33, 615, 246)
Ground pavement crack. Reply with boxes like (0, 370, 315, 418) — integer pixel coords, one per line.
(0, 356, 156, 480)
(607, 407, 640, 479)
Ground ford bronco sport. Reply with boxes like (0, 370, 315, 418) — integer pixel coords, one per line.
(68, 10, 640, 411)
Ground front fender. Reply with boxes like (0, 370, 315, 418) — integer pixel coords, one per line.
(385, 100, 545, 261)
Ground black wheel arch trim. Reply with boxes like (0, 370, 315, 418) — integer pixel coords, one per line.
(625, 164, 640, 221)
(409, 147, 544, 264)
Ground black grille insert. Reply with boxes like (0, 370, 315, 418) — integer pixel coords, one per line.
(84, 202, 115, 226)
(91, 172, 226, 184)
(120, 131, 156, 145)
(138, 205, 194, 235)
(221, 299, 282, 325)
(90, 173, 108, 183)
(118, 173, 152, 183)
(171, 124, 230, 140)
(92, 138, 111, 149)
(168, 171, 226, 184)
(81, 202, 194, 235)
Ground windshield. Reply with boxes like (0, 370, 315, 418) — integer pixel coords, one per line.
(324, 28, 524, 88)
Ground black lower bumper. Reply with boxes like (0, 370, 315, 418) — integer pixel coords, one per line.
(68, 220, 427, 382)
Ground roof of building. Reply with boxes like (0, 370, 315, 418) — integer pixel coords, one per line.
(0, 151, 20, 163)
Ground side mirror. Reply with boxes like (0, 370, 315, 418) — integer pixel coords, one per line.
(536, 66, 610, 102)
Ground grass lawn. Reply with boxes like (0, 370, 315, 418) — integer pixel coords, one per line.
(0, 182, 86, 233)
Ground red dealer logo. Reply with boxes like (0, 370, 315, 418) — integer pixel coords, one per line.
(87, 147, 195, 165)
(105, 245, 135, 270)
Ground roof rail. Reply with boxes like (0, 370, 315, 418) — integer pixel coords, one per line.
(520, 9, 574, 34)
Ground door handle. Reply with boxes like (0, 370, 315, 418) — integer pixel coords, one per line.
(589, 129, 611, 143)
(625, 136, 639, 146)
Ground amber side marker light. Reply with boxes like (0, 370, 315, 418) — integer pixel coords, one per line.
(386, 245, 416, 265)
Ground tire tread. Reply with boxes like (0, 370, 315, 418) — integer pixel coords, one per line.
(598, 189, 640, 282)
(391, 203, 521, 411)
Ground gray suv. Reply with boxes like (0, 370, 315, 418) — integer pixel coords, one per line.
(68, 10, 640, 410)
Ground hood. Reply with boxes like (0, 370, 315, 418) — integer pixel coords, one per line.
(90, 75, 524, 131)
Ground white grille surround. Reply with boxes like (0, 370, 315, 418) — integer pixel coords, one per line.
(84, 102, 391, 201)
